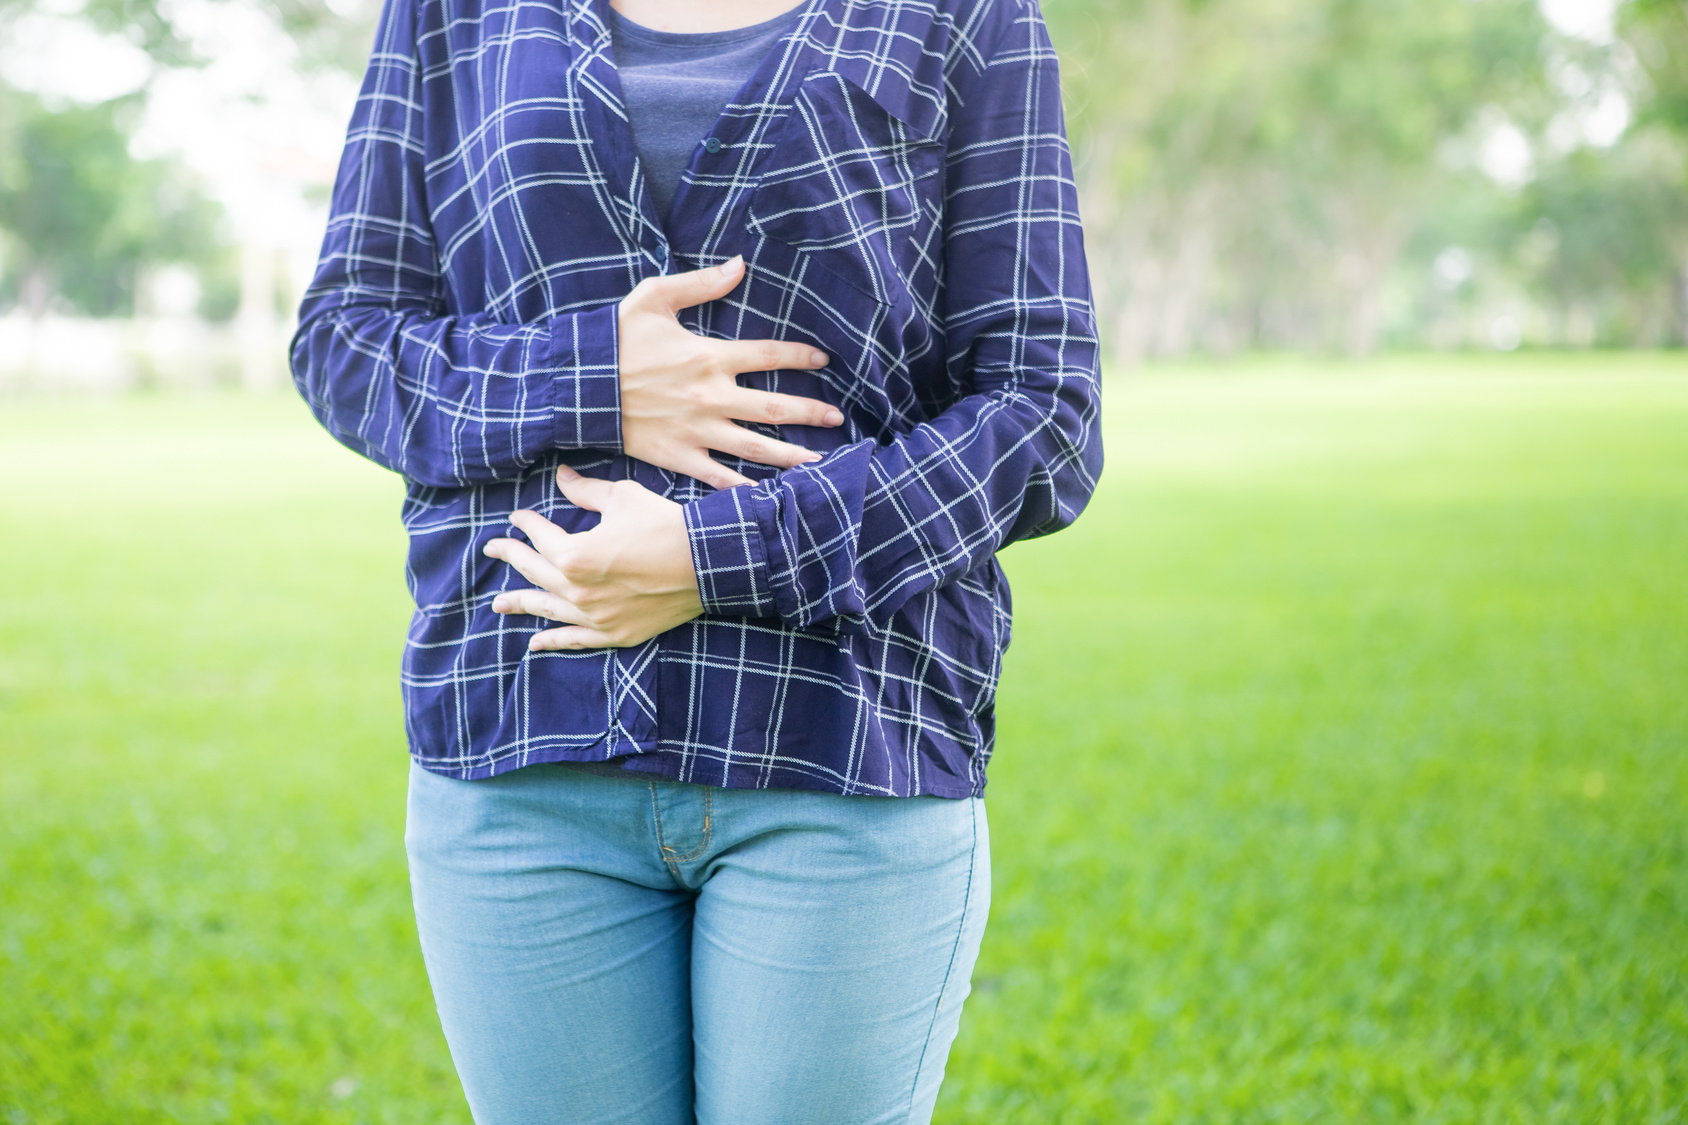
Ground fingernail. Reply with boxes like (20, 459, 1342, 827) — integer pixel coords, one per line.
(719, 256, 743, 276)
(824, 409, 843, 426)
(810, 351, 828, 366)
(492, 595, 507, 612)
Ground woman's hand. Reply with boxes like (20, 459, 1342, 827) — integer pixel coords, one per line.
(484, 465, 704, 650)
(619, 256, 841, 489)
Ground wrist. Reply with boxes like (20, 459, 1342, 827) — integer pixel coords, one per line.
(543, 303, 623, 451)
(684, 484, 777, 618)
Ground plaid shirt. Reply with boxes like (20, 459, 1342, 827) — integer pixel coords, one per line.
(293, 0, 1101, 797)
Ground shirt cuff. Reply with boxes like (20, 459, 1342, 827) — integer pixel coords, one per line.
(684, 483, 779, 618)
(544, 303, 622, 452)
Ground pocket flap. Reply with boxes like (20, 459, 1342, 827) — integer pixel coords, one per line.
(746, 69, 945, 301)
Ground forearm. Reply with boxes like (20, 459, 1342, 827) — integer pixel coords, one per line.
(290, 0, 629, 488)
(290, 297, 621, 488)
(683, 0, 1102, 630)
(683, 350, 1101, 630)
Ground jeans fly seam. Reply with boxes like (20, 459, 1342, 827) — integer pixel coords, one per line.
(647, 781, 677, 879)
(654, 786, 712, 876)
(904, 798, 979, 1123)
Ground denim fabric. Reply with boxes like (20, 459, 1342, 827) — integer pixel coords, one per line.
(405, 762, 990, 1124)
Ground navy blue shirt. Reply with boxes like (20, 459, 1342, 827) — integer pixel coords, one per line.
(293, 0, 1102, 798)
(609, 7, 798, 223)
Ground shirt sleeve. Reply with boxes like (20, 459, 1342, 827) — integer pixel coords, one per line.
(289, 0, 622, 489)
(682, 0, 1103, 629)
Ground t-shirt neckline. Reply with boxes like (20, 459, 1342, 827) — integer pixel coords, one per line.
(607, 4, 802, 49)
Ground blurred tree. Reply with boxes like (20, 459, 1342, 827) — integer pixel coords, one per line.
(0, 0, 194, 67)
(263, 0, 382, 74)
(1523, 133, 1688, 345)
(0, 0, 376, 73)
(1617, 0, 1688, 342)
(0, 0, 376, 320)
(1624, 0, 1688, 137)
(1045, 0, 1551, 357)
(0, 0, 1679, 348)
(0, 88, 232, 317)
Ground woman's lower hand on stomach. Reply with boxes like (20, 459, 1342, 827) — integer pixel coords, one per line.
(483, 465, 704, 649)
(617, 255, 841, 490)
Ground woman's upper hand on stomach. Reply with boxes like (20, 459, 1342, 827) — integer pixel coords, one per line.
(617, 256, 842, 489)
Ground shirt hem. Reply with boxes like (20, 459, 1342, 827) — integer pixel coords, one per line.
(407, 742, 983, 799)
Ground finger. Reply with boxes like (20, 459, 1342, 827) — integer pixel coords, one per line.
(507, 508, 574, 558)
(671, 450, 753, 490)
(715, 337, 830, 375)
(709, 425, 822, 470)
(555, 464, 622, 513)
(636, 256, 744, 314)
(483, 536, 569, 591)
(531, 625, 621, 651)
(726, 388, 845, 429)
(490, 587, 587, 625)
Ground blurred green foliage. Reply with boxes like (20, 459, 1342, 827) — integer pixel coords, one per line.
(1627, 0, 1688, 134)
(1524, 135, 1688, 343)
(1044, 0, 1688, 353)
(0, 0, 1684, 346)
(0, 0, 375, 76)
(0, 0, 374, 320)
(0, 88, 234, 317)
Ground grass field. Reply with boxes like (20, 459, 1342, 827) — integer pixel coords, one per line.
(2, 355, 1685, 1123)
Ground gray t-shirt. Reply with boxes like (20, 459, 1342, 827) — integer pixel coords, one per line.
(609, 6, 797, 223)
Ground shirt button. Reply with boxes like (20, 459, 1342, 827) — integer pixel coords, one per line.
(703, 137, 723, 154)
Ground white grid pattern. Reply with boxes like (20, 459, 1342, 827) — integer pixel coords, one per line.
(292, 0, 1100, 797)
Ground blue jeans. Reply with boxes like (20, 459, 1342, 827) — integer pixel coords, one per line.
(405, 763, 990, 1125)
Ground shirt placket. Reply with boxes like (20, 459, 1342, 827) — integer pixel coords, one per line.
(576, 0, 827, 271)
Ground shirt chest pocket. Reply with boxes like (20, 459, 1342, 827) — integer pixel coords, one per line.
(745, 70, 944, 306)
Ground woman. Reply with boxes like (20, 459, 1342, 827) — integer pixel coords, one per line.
(291, 0, 1100, 1117)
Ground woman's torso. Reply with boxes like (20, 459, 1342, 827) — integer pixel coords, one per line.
(353, 0, 1042, 794)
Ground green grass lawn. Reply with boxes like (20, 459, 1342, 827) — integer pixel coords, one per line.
(2, 354, 1685, 1123)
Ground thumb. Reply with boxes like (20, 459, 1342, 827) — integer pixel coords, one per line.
(641, 256, 743, 312)
(556, 464, 622, 513)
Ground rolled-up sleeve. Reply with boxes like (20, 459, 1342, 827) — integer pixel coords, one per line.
(290, 0, 622, 488)
(684, 0, 1102, 629)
